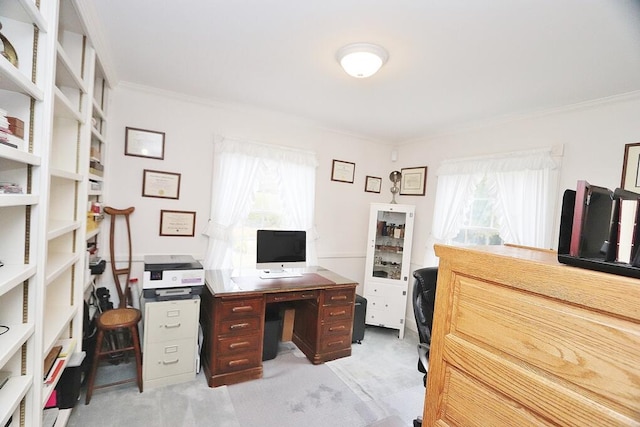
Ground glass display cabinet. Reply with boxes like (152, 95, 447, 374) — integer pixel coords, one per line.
(363, 203, 415, 338)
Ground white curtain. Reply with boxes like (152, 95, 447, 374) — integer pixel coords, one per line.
(425, 147, 560, 265)
(203, 135, 318, 269)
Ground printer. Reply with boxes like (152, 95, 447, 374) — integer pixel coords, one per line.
(143, 255, 204, 300)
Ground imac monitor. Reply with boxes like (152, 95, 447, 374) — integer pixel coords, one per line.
(256, 230, 306, 278)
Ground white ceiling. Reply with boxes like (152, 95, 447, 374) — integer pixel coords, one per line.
(86, 0, 640, 143)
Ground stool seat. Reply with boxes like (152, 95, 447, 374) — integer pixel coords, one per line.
(98, 307, 141, 330)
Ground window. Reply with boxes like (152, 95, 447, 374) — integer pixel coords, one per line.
(203, 136, 317, 270)
(452, 177, 503, 246)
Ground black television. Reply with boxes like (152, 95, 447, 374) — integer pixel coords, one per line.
(256, 230, 306, 278)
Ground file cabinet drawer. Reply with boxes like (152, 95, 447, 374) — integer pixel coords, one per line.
(145, 299, 200, 343)
(144, 337, 196, 380)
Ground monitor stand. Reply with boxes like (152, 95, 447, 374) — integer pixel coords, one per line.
(259, 268, 303, 279)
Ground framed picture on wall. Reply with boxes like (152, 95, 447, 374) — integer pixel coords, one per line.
(331, 159, 355, 183)
(400, 166, 427, 196)
(142, 169, 181, 199)
(621, 142, 640, 192)
(125, 127, 165, 160)
(365, 176, 382, 193)
(159, 210, 196, 237)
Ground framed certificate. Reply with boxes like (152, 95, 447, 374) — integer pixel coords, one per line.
(125, 127, 165, 160)
(142, 169, 181, 199)
(400, 166, 427, 196)
(331, 159, 355, 183)
(159, 210, 196, 237)
(365, 176, 382, 193)
(621, 142, 640, 192)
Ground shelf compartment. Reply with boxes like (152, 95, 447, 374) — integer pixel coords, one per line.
(41, 341, 79, 407)
(0, 263, 36, 297)
(53, 87, 83, 122)
(42, 304, 78, 363)
(0, 374, 33, 427)
(0, 143, 41, 165)
(0, 0, 48, 31)
(45, 251, 80, 286)
(0, 56, 44, 100)
(0, 322, 34, 367)
(55, 42, 88, 93)
(47, 219, 81, 241)
(0, 194, 38, 207)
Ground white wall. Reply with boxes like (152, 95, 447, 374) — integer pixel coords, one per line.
(103, 83, 396, 291)
(103, 84, 640, 333)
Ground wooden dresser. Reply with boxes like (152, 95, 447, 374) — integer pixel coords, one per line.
(201, 267, 357, 387)
(425, 244, 640, 426)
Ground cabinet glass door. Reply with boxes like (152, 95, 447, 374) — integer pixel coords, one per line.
(371, 209, 408, 281)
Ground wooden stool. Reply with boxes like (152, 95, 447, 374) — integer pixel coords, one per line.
(85, 206, 142, 404)
(84, 307, 143, 404)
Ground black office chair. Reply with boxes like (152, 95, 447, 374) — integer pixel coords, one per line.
(412, 267, 438, 427)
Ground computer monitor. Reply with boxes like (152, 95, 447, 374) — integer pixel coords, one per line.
(256, 230, 306, 277)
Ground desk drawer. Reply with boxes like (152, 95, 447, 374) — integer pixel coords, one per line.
(321, 319, 352, 337)
(219, 316, 261, 336)
(319, 334, 351, 353)
(216, 333, 261, 356)
(266, 290, 318, 303)
(324, 288, 354, 306)
(144, 337, 196, 380)
(323, 304, 353, 322)
(215, 351, 262, 374)
(218, 297, 263, 319)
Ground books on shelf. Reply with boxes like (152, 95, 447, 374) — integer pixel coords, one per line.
(43, 346, 62, 381)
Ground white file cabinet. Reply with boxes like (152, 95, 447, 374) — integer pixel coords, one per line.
(142, 297, 200, 389)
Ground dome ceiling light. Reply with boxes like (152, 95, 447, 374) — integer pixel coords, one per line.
(336, 43, 388, 78)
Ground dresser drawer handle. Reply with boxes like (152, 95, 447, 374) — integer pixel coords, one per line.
(229, 341, 251, 349)
(331, 295, 348, 301)
(329, 325, 346, 332)
(228, 358, 250, 367)
(330, 310, 346, 317)
(162, 359, 179, 365)
(164, 322, 181, 329)
(230, 322, 250, 330)
(232, 306, 254, 313)
(327, 340, 345, 347)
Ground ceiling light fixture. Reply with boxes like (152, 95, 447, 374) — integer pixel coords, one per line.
(336, 43, 388, 78)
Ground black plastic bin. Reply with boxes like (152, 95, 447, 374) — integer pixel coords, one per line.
(262, 308, 282, 361)
(352, 294, 367, 343)
(55, 352, 85, 409)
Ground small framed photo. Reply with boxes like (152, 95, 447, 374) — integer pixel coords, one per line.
(365, 176, 382, 193)
(621, 142, 640, 192)
(400, 166, 427, 196)
(159, 210, 196, 237)
(331, 159, 355, 183)
(142, 169, 181, 199)
(125, 127, 165, 160)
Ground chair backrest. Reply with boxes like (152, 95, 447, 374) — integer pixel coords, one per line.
(412, 267, 438, 346)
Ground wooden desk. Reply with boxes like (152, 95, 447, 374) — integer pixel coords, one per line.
(425, 244, 640, 426)
(200, 267, 357, 387)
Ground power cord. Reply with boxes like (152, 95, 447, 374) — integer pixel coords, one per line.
(0, 325, 9, 336)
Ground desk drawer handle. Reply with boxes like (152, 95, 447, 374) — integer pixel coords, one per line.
(162, 359, 179, 365)
(230, 322, 250, 330)
(228, 358, 250, 367)
(327, 340, 345, 347)
(330, 295, 348, 301)
(273, 296, 287, 302)
(329, 310, 346, 317)
(229, 341, 251, 349)
(302, 293, 315, 298)
(329, 325, 346, 332)
(232, 306, 254, 313)
(164, 322, 181, 329)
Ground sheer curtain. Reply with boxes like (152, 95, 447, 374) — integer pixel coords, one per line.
(203, 135, 318, 269)
(425, 147, 560, 265)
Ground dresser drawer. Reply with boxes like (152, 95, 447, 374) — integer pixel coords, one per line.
(144, 337, 197, 380)
(324, 288, 355, 306)
(145, 299, 200, 343)
(218, 297, 263, 319)
(218, 316, 261, 336)
(215, 351, 262, 374)
(323, 304, 354, 322)
(216, 332, 261, 356)
(266, 290, 318, 303)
